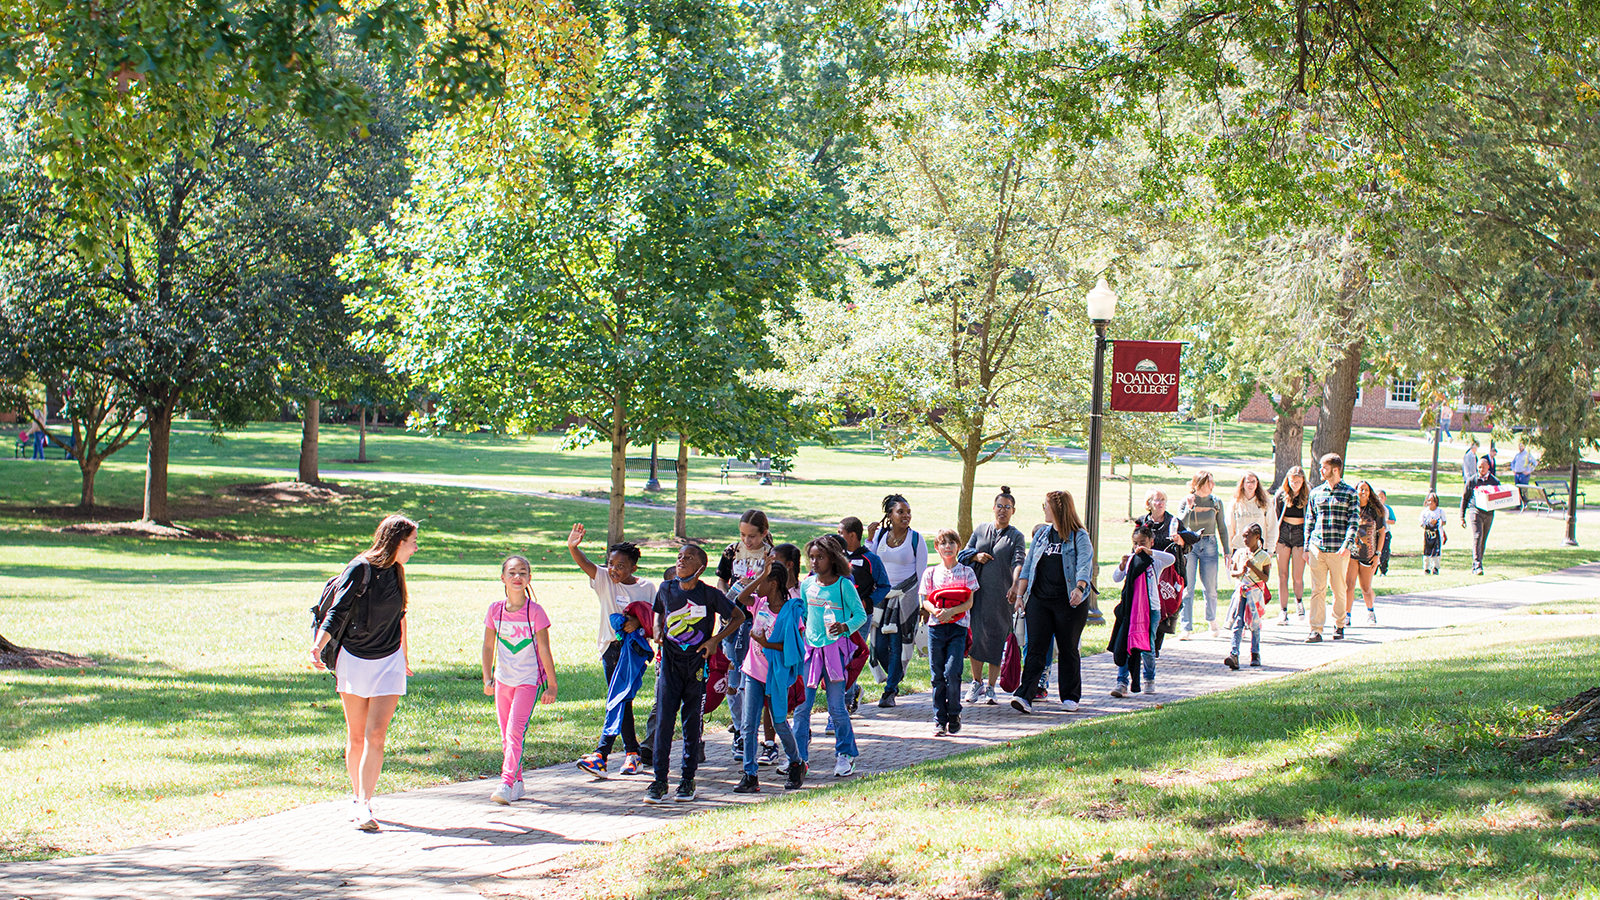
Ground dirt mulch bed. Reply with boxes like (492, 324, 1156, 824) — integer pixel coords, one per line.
(0, 638, 96, 671)
(1516, 687, 1600, 766)
(224, 480, 352, 505)
(2, 503, 144, 521)
(57, 519, 310, 543)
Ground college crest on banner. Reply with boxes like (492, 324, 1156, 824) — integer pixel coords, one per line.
(1110, 340, 1183, 412)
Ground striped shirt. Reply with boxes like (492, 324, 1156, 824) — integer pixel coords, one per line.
(1306, 479, 1360, 553)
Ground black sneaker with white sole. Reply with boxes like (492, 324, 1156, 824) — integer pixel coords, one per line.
(644, 781, 668, 805)
(674, 778, 697, 803)
(1010, 694, 1035, 714)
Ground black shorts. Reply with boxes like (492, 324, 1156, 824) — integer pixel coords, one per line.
(1276, 521, 1306, 549)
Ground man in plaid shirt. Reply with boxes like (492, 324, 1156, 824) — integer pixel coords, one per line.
(1303, 453, 1360, 642)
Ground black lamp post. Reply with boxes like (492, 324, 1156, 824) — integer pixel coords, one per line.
(1083, 277, 1117, 623)
(644, 441, 662, 493)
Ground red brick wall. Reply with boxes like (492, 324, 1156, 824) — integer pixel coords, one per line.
(1238, 389, 1475, 430)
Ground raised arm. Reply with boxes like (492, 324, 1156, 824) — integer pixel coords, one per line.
(566, 523, 599, 580)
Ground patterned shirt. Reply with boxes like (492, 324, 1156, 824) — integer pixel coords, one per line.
(1306, 479, 1360, 553)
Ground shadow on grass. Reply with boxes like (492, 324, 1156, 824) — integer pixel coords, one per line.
(598, 622, 1600, 900)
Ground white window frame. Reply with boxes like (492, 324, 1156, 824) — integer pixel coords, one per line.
(1387, 377, 1419, 409)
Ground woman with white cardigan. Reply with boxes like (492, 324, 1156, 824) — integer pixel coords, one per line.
(1228, 472, 1277, 554)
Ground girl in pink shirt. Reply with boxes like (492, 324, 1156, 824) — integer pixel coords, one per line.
(480, 556, 557, 804)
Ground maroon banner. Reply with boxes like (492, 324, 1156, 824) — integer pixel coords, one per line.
(1110, 340, 1182, 412)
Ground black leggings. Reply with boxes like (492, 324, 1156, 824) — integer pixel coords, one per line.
(1018, 595, 1089, 703)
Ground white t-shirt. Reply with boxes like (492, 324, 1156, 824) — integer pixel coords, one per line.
(590, 572, 656, 653)
(486, 600, 551, 687)
(920, 562, 979, 628)
(869, 529, 926, 587)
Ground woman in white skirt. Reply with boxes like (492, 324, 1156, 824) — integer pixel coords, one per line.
(311, 514, 419, 831)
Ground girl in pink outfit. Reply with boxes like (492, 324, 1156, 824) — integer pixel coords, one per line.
(481, 555, 558, 804)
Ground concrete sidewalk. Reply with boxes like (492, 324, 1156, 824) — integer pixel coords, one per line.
(6, 563, 1598, 900)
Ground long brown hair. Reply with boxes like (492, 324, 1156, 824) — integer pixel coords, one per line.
(361, 514, 417, 608)
(1234, 471, 1269, 507)
(1044, 490, 1085, 535)
(1277, 466, 1309, 506)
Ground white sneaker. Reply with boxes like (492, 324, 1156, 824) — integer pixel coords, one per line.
(1145, 682, 1156, 697)
(834, 753, 855, 778)
(1178, 630, 1192, 641)
(1209, 622, 1220, 637)
(354, 799, 378, 832)
(348, 797, 365, 823)
(1062, 699, 1079, 712)
(984, 684, 998, 705)
(491, 782, 514, 805)
(1366, 610, 1377, 625)
(509, 779, 526, 802)
(1297, 601, 1306, 619)
(965, 680, 985, 704)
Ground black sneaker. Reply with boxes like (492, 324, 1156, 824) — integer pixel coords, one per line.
(846, 684, 861, 714)
(757, 742, 779, 766)
(878, 691, 897, 709)
(1333, 627, 1345, 640)
(643, 781, 667, 805)
(948, 717, 961, 734)
(674, 778, 697, 803)
(784, 761, 807, 791)
(935, 722, 948, 736)
(1223, 655, 1239, 670)
(731, 735, 743, 762)
(1305, 633, 1323, 643)
(733, 774, 760, 794)
(1250, 654, 1261, 667)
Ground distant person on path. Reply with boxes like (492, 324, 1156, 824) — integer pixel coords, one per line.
(791, 537, 867, 779)
(1511, 441, 1538, 488)
(1487, 440, 1499, 477)
(22, 420, 45, 459)
(1228, 472, 1277, 553)
(1462, 457, 1502, 576)
(1303, 454, 1359, 643)
(1223, 524, 1271, 670)
(1273, 467, 1311, 624)
(310, 514, 419, 832)
(1343, 481, 1387, 628)
(866, 494, 925, 708)
(921, 529, 979, 736)
(732, 561, 805, 793)
(480, 556, 557, 805)
(1420, 493, 1448, 574)
(1177, 471, 1230, 639)
(568, 525, 654, 778)
(1134, 489, 1199, 651)
(644, 544, 744, 804)
(958, 487, 1026, 707)
(716, 510, 774, 757)
(1108, 525, 1175, 698)
(1462, 438, 1480, 484)
(1009, 490, 1095, 715)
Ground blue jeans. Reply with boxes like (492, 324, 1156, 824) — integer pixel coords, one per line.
(1230, 621, 1262, 657)
(1182, 536, 1219, 631)
(928, 623, 968, 725)
(792, 675, 857, 762)
(722, 617, 752, 698)
(1117, 652, 1155, 687)
(741, 683, 799, 777)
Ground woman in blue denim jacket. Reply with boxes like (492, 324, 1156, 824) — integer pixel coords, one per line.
(1007, 490, 1095, 714)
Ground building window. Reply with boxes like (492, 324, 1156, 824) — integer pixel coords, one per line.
(1387, 378, 1418, 408)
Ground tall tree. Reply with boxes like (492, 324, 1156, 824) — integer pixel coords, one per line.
(349, 0, 838, 542)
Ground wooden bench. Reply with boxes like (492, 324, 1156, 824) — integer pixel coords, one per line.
(14, 432, 74, 459)
(719, 457, 786, 486)
(1534, 478, 1586, 511)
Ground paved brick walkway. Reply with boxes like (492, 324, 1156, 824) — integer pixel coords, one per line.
(6, 563, 1597, 900)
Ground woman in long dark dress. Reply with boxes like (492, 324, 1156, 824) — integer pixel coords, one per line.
(957, 486, 1026, 706)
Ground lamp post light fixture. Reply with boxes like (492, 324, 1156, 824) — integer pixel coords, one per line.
(1083, 277, 1117, 623)
(645, 441, 662, 493)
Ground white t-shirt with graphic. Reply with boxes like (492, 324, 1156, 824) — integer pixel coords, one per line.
(590, 572, 656, 653)
(919, 562, 979, 628)
(486, 600, 552, 687)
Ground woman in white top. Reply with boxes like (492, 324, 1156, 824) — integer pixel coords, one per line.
(866, 493, 926, 707)
(1228, 472, 1276, 559)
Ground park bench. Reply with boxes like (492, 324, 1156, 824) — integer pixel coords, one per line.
(13, 432, 74, 459)
(1533, 478, 1586, 512)
(719, 457, 787, 486)
(623, 455, 678, 484)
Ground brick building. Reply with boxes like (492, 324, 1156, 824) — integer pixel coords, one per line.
(1238, 376, 1483, 430)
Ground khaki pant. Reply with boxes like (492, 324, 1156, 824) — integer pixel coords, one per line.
(1305, 548, 1350, 635)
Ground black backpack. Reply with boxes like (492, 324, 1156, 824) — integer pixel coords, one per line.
(311, 558, 372, 671)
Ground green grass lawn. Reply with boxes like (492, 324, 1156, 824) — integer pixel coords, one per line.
(1, 421, 1596, 863)
(531, 613, 1600, 900)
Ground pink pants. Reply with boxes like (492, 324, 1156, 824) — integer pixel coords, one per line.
(495, 681, 542, 786)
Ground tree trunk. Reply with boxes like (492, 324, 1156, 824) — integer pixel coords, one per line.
(607, 391, 628, 544)
(79, 460, 100, 508)
(357, 407, 368, 463)
(142, 404, 174, 524)
(675, 434, 689, 541)
(1309, 244, 1368, 473)
(957, 435, 981, 542)
(1271, 409, 1306, 492)
(298, 397, 320, 484)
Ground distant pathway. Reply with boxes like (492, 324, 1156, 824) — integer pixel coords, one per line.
(6, 563, 1599, 900)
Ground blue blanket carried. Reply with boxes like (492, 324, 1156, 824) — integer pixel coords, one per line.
(602, 612, 652, 738)
(761, 597, 806, 720)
